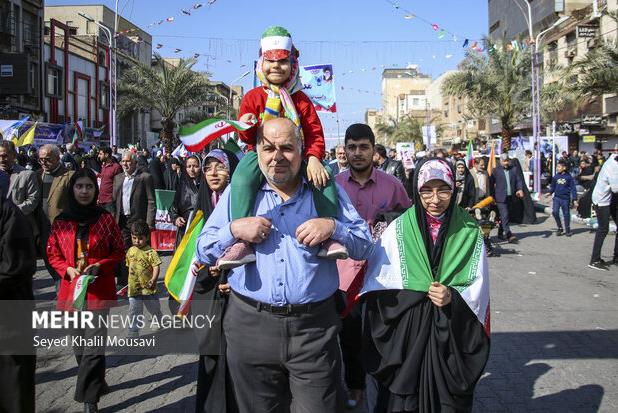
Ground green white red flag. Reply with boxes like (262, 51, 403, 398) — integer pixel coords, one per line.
(178, 118, 254, 152)
(72, 274, 97, 310)
(152, 189, 177, 251)
(164, 210, 205, 316)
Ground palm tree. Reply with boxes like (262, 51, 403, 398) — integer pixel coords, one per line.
(118, 55, 211, 153)
(375, 115, 424, 147)
(442, 38, 531, 152)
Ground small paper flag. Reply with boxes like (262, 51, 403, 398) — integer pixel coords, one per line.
(462, 39, 469, 48)
(432, 23, 439, 31)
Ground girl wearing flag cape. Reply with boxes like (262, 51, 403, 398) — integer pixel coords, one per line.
(361, 158, 490, 413)
(47, 168, 125, 413)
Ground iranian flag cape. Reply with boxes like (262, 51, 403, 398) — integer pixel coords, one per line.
(361, 206, 490, 411)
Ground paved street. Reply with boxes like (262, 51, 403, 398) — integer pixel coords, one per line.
(33, 211, 618, 412)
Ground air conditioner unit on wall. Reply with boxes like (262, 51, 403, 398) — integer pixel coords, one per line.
(587, 38, 599, 49)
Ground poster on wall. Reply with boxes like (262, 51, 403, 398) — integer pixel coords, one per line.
(300, 64, 337, 113)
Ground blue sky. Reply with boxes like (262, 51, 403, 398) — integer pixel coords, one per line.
(47, 0, 488, 142)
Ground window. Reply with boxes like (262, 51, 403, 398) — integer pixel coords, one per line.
(45, 63, 63, 98)
(98, 50, 107, 67)
(99, 81, 109, 110)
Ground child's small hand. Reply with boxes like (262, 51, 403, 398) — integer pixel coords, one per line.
(239, 113, 257, 124)
(146, 278, 157, 289)
(307, 156, 329, 188)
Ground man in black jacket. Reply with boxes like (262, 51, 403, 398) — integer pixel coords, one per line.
(374, 144, 406, 184)
(490, 153, 524, 242)
(0, 194, 37, 413)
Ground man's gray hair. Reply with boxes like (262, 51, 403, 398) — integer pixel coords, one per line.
(122, 151, 138, 162)
(256, 118, 303, 154)
(40, 144, 61, 158)
(335, 144, 345, 151)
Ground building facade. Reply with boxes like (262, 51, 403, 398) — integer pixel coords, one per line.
(488, 0, 616, 152)
(381, 66, 432, 123)
(489, 0, 595, 42)
(44, 4, 152, 147)
(43, 18, 108, 135)
(0, 0, 45, 120)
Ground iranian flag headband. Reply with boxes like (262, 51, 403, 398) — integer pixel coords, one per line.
(260, 26, 294, 60)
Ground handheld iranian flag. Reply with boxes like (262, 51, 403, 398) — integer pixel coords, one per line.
(72, 274, 97, 310)
(151, 189, 177, 251)
(165, 210, 205, 316)
(466, 139, 474, 167)
(178, 118, 254, 153)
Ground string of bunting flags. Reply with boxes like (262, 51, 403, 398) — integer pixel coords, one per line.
(384, 0, 485, 53)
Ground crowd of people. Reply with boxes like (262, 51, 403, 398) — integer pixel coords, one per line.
(0, 24, 616, 413)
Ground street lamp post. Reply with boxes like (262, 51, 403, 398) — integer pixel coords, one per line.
(78, 12, 115, 146)
(522, 0, 568, 195)
(227, 71, 251, 119)
(523, 0, 542, 195)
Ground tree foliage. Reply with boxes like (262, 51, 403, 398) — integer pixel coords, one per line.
(118, 55, 211, 153)
(441, 38, 531, 152)
(375, 115, 424, 147)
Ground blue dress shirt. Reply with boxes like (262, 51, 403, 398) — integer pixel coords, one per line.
(196, 179, 374, 305)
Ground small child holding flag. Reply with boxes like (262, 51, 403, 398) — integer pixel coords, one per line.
(547, 160, 578, 236)
(216, 25, 345, 269)
(126, 220, 163, 337)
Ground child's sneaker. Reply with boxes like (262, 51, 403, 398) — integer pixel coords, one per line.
(556, 228, 564, 236)
(217, 241, 256, 270)
(317, 239, 349, 260)
(565, 231, 572, 237)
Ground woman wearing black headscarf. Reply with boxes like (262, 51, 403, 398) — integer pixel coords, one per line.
(361, 158, 490, 413)
(164, 157, 182, 191)
(170, 155, 203, 247)
(192, 148, 239, 413)
(148, 152, 166, 190)
(455, 159, 476, 209)
(47, 168, 125, 413)
(508, 158, 537, 225)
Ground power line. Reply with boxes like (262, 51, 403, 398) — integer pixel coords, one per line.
(150, 35, 473, 44)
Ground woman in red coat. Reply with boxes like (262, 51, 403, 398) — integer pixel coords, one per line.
(47, 168, 125, 413)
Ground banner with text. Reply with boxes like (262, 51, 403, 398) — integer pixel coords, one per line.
(300, 64, 337, 113)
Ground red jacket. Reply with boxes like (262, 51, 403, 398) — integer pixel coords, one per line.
(237, 87, 325, 160)
(98, 161, 123, 204)
(47, 212, 125, 310)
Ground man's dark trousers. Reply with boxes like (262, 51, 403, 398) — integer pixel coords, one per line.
(552, 197, 571, 232)
(591, 194, 618, 264)
(496, 196, 513, 237)
(224, 292, 345, 413)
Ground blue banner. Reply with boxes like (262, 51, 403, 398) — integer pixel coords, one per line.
(300, 64, 337, 113)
